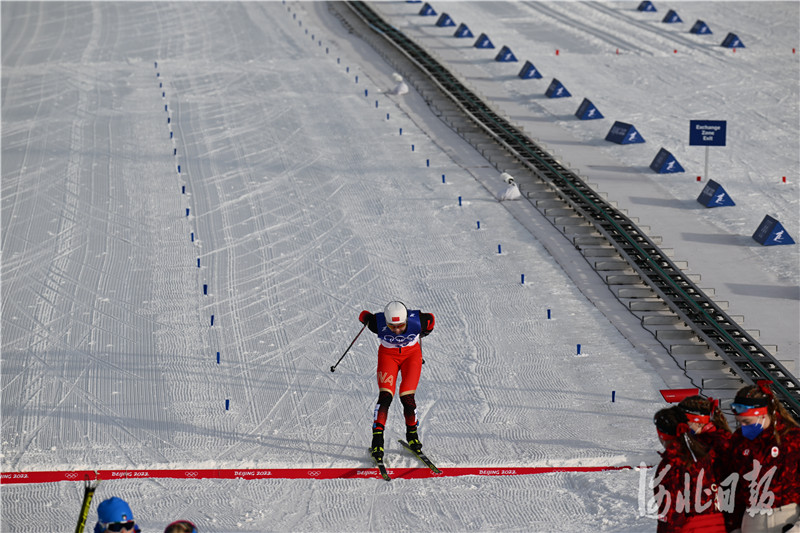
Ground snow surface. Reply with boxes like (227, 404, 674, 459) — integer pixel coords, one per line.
(0, 1, 797, 532)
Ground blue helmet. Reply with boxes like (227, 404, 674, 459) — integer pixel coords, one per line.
(94, 497, 135, 533)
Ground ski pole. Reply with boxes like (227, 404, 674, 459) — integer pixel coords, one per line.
(75, 474, 100, 533)
(330, 322, 368, 372)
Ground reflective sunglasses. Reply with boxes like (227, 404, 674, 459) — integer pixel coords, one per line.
(101, 521, 135, 532)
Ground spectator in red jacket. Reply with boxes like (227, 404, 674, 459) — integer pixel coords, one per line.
(678, 395, 735, 531)
(721, 381, 800, 533)
(652, 405, 727, 533)
(359, 301, 434, 462)
(678, 395, 732, 441)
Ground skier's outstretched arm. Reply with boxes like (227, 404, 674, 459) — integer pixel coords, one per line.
(359, 310, 378, 333)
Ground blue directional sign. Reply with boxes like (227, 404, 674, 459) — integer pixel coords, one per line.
(697, 180, 735, 207)
(690, 120, 726, 146)
(753, 215, 795, 246)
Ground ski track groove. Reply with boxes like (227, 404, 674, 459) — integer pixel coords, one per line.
(518, 1, 658, 56)
(4, 348, 164, 470)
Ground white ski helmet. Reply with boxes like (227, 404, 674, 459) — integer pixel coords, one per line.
(384, 301, 407, 325)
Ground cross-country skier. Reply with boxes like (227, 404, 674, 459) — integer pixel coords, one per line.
(359, 301, 435, 462)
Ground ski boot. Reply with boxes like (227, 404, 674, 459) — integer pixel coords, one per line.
(371, 429, 385, 462)
(406, 424, 422, 453)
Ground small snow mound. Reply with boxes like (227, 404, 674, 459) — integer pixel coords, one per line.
(499, 172, 521, 201)
(390, 73, 409, 95)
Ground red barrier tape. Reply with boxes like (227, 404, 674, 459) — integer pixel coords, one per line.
(1, 465, 636, 484)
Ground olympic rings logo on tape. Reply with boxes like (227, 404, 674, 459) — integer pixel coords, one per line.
(380, 334, 418, 346)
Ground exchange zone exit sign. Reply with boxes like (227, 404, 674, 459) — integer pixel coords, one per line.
(690, 120, 727, 146)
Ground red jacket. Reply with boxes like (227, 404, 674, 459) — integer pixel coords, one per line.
(654, 441, 725, 533)
(694, 427, 731, 482)
(720, 423, 800, 526)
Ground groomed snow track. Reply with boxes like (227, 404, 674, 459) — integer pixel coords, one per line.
(337, 1, 800, 418)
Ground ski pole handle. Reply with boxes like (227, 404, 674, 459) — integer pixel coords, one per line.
(330, 322, 368, 372)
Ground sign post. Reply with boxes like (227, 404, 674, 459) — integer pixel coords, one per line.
(689, 120, 726, 181)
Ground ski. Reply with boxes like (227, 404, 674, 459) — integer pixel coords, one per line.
(398, 439, 442, 474)
(369, 449, 391, 482)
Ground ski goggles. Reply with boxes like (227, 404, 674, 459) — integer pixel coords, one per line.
(730, 403, 767, 417)
(100, 521, 135, 532)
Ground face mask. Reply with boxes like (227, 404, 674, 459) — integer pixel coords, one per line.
(741, 421, 764, 440)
